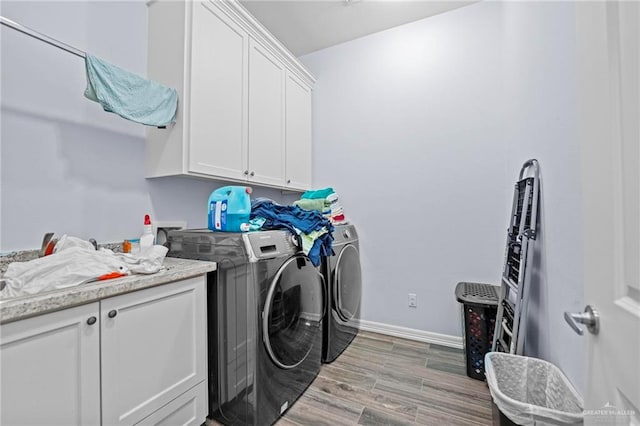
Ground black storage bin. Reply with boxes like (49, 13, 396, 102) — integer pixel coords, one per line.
(455, 282, 499, 380)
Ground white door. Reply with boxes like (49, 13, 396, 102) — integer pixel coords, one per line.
(0, 303, 101, 426)
(576, 2, 640, 423)
(248, 38, 286, 187)
(189, 0, 249, 180)
(285, 72, 313, 190)
(101, 277, 207, 426)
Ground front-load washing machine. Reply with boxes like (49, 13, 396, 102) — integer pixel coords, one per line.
(167, 229, 324, 426)
(322, 224, 362, 363)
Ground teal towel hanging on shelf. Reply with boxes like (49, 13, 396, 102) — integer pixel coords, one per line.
(84, 54, 178, 127)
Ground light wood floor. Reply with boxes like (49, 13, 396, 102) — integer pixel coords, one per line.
(275, 331, 494, 426)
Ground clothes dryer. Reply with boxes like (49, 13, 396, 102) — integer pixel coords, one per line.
(167, 229, 324, 425)
(322, 224, 362, 363)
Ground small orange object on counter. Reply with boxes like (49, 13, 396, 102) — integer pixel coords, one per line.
(43, 239, 57, 256)
(123, 240, 131, 253)
(96, 272, 127, 281)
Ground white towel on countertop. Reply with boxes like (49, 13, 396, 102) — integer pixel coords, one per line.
(1, 235, 168, 299)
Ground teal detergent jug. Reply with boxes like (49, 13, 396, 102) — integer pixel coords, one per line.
(207, 186, 252, 232)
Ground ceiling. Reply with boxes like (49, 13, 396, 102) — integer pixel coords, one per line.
(240, 0, 476, 57)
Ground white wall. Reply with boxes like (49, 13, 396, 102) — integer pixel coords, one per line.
(302, 1, 509, 340)
(501, 1, 585, 394)
(0, 1, 292, 252)
(302, 1, 585, 392)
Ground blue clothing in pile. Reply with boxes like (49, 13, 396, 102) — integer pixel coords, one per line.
(250, 199, 334, 266)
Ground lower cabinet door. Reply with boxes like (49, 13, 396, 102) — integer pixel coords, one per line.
(100, 276, 207, 426)
(134, 381, 208, 426)
(0, 303, 101, 426)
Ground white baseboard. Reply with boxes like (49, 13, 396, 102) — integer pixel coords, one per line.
(353, 319, 463, 349)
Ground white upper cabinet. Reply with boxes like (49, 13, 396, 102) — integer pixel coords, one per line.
(285, 72, 313, 190)
(146, 0, 315, 190)
(248, 39, 285, 187)
(189, 1, 248, 180)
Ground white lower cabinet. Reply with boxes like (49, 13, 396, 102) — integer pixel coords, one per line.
(134, 381, 207, 426)
(0, 276, 208, 426)
(102, 276, 207, 425)
(0, 303, 101, 426)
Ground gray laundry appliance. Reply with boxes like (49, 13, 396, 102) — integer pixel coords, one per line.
(167, 229, 324, 426)
(322, 224, 362, 363)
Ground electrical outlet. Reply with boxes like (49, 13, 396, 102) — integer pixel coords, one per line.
(408, 293, 417, 308)
(154, 221, 187, 246)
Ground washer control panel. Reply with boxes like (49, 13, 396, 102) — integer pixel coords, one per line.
(244, 230, 298, 260)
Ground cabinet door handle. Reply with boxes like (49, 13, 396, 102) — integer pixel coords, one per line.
(287, 179, 291, 184)
(243, 170, 249, 175)
(250, 171, 255, 177)
(87, 316, 97, 325)
(108, 310, 118, 319)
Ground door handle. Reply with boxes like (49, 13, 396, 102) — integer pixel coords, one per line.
(564, 305, 599, 335)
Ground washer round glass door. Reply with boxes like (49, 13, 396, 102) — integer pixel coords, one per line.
(263, 254, 324, 369)
(333, 244, 362, 323)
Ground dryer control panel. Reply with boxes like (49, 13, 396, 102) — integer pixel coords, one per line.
(332, 224, 359, 246)
(242, 230, 298, 262)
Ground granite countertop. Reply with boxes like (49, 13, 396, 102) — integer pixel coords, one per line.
(0, 257, 216, 324)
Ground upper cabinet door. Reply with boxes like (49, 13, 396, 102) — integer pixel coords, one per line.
(189, 1, 248, 180)
(248, 38, 286, 187)
(0, 303, 101, 426)
(285, 72, 312, 190)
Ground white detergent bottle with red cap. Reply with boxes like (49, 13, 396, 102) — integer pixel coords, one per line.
(140, 214, 155, 252)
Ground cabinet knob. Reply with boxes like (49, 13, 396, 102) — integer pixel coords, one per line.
(243, 170, 249, 175)
(287, 179, 291, 184)
(87, 316, 97, 325)
(108, 310, 118, 318)
(250, 171, 255, 177)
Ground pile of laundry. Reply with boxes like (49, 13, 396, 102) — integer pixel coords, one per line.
(1, 235, 168, 299)
(250, 198, 333, 266)
(293, 187, 347, 225)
